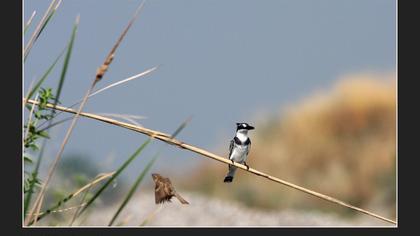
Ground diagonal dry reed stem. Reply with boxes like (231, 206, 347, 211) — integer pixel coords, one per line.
(116, 214, 134, 226)
(95, 0, 146, 82)
(23, 77, 37, 107)
(98, 113, 145, 127)
(72, 172, 116, 197)
(69, 188, 90, 226)
(89, 66, 158, 98)
(33, 193, 45, 225)
(140, 203, 164, 226)
(24, 11, 37, 31)
(23, 98, 397, 225)
(24, 0, 59, 58)
(69, 172, 115, 226)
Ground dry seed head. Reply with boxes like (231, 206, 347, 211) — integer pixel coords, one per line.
(95, 54, 115, 82)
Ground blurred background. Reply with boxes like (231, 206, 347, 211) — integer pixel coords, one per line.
(23, 0, 396, 226)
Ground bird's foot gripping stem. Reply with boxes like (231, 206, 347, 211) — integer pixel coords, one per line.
(244, 162, 249, 170)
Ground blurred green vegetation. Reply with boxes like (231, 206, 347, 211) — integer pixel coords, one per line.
(42, 154, 128, 225)
(182, 73, 396, 219)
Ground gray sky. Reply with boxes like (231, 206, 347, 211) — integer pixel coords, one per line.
(24, 0, 396, 179)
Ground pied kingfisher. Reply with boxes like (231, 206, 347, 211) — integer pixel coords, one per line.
(224, 122, 255, 183)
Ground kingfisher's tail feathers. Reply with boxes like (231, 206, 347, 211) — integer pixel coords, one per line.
(224, 165, 237, 183)
(223, 176, 233, 182)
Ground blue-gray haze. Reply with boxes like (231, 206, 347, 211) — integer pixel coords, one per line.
(24, 0, 396, 179)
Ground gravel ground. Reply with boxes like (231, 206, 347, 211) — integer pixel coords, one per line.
(78, 191, 393, 227)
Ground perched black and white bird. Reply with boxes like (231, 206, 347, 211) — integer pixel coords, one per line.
(223, 123, 255, 183)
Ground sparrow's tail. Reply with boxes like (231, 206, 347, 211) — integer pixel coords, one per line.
(174, 192, 189, 204)
(223, 165, 237, 183)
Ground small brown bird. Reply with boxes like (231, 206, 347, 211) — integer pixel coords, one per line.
(151, 173, 189, 204)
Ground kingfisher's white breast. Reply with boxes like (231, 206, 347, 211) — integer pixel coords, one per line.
(230, 143, 249, 163)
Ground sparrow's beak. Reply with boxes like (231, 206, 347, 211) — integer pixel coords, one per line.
(247, 125, 255, 130)
(151, 173, 158, 181)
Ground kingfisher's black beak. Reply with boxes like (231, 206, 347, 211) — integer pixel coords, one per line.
(247, 125, 255, 130)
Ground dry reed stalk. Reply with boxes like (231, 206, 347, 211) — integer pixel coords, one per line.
(24, 0, 60, 58)
(140, 203, 164, 226)
(89, 66, 158, 98)
(69, 183, 93, 226)
(24, 11, 37, 31)
(95, 1, 145, 82)
(23, 78, 36, 106)
(72, 172, 116, 197)
(98, 113, 145, 127)
(24, 98, 397, 225)
(33, 192, 45, 225)
(117, 214, 133, 226)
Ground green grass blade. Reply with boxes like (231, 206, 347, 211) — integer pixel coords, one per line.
(107, 117, 192, 226)
(170, 116, 192, 139)
(54, 16, 79, 110)
(26, 49, 65, 101)
(23, 138, 47, 218)
(77, 138, 152, 217)
(108, 155, 157, 226)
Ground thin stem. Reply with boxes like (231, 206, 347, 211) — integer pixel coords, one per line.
(140, 204, 164, 226)
(24, 93, 39, 141)
(24, 11, 37, 33)
(24, 0, 58, 59)
(69, 185, 91, 226)
(89, 66, 158, 98)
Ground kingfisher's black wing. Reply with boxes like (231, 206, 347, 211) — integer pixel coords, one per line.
(228, 139, 234, 159)
(246, 139, 251, 156)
